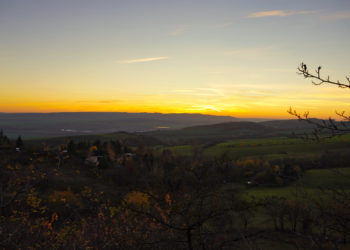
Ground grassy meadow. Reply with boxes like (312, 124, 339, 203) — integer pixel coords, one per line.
(154, 134, 350, 160)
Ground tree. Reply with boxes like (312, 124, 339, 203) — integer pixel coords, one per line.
(0, 129, 10, 147)
(289, 63, 350, 245)
(67, 140, 76, 154)
(16, 136, 24, 148)
(288, 63, 350, 139)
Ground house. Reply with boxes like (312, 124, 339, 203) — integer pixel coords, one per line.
(85, 156, 100, 166)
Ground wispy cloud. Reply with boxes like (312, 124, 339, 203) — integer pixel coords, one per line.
(207, 67, 293, 75)
(225, 47, 265, 55)
(185, 105, 222, 112)
(212, 22, 233, 28)
(324, 11, 350, 20)
(224, 46, 276, 60)
(169, 25, 188, 36)
(76, 100, 120, 104)
(174, 88, 225, 97)
(247, 10, 314, 18)
(207, 70, 226, 75)
(117, 57, 168, 64)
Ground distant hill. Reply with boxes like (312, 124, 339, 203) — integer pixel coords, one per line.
(144, 119, 335, 144)
(260, 119, 317, 130)
(22, 118, 349, 146)
(2, 112, 340, 142)
(0, 112, 239, 139)
(27, 131, 164, 147)
(145, 121, 282, 144)
(29, 121, 288, 146)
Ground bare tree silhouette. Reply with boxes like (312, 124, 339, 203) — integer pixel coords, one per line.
(288, 63, 350, 139)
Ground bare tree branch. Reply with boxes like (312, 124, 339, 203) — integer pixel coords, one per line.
(290, 63, 350, 140)
(297, 62, 350, 88)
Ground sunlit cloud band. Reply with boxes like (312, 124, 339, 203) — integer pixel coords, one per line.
(247, 10, 314, 18)
(117, 57, 168, 64)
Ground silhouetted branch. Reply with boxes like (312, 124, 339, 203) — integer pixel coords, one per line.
(297, 62, 350, 88)
(289, 64, 350, 139)
(287, 107, 350, 140)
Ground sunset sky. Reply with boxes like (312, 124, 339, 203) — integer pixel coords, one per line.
(1, 0, 350, 118)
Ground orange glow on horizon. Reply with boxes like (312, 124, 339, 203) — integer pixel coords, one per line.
(0, 101, 346, 120)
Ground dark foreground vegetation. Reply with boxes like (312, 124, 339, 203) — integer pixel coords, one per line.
(1, 128, 350, 250)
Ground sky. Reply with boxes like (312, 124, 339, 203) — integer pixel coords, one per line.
(1, 0, 350, 118)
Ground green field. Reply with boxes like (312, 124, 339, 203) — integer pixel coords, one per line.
(154, 134, 350, 161)
(246, 168, 350, 199)
(204, 139, 350, 160)
(153, 135, 350, 200)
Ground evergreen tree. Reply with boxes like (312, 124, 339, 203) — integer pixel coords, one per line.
(16, 136, 24, 148)
(0, 129, 3, 145)
(67, 140, 76, 154)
